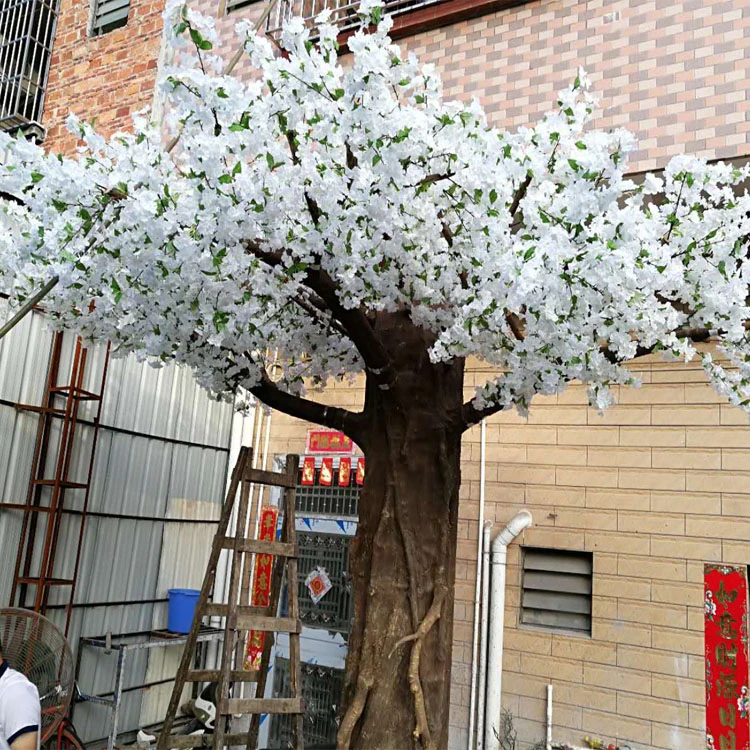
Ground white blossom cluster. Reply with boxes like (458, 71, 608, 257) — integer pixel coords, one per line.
(1, 1, 749, 414)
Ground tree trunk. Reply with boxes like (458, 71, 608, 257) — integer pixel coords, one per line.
(338, 313, 464, 750)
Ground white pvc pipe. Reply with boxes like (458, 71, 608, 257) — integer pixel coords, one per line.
(485, 510, 533, 750)
(546, 684, 553, 750)
(468, 420, 488, 749)
(476, 521, 492, 749)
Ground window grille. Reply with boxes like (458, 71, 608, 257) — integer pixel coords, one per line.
(269, 656, 344, 749)
(295, 464, 360, 518)
(226, 0, 255, 13)
(0, 0, 59, 131)
(91, 0, 129, 36)
(281, 531, 353, 633)
(520, 547, 593, 635)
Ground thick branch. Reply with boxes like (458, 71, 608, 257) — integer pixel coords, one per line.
(244, 238, 396, 386)
(250, 371, 366, 444)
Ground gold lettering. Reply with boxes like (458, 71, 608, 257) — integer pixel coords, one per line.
(720, 706, 737, 729)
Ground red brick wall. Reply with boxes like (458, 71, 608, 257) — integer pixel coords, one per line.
(43, 0, 165, 155)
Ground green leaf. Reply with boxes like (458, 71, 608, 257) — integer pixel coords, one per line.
(110, 278, 122, 303)
(213, 248, 227, 267)
(523, 246, 535, 261)
(332, 88, 345, 101)
(575, 141, 587, 150)
(213, 311, 229, 332)
(189, 27, 212, 50)
(218, 174, 233, 184)
(567, 158, 580, 172)
(216, 87, 229, 99)
(30, 171, 44, 184)
(489, 188, 498, 204)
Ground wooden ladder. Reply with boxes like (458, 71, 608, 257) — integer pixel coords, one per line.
(156, 446, 304, 750)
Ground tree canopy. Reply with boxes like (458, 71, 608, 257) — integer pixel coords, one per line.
(1, 0, 749, 430)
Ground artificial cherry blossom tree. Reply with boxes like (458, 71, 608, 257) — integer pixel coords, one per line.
(1, 2, 750, 746)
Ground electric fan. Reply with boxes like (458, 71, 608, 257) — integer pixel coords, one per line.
(0, 608, 74, 742)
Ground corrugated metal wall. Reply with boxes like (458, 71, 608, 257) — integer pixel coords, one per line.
(0, 298, 234, 742)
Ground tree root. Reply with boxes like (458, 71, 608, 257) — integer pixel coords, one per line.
(337, 674, 372, 750)
(407, 589, 445, 750)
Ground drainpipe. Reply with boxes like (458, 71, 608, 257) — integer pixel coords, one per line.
(476, 521, 492, 749)
(485, 509, 533, 750)
(468, 420, 488, 749)
(546, 684, 553, 750)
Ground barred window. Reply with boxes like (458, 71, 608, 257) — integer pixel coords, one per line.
(520, 547, 593, 635)
(0, 0, 59, 131)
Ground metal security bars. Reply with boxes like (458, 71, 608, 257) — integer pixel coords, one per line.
(299, 531, 353, 632)
(520, 547, 593, 635)
(295, 466, 360, 517)
(267, 0, 445, 39)
(281, 531, 353, 633)
(269, 657, 345, 749)
(0, 0, 59, 131)
(91, 0, 129, 36)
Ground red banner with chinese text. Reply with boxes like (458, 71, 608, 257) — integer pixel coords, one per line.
(244, 505, 279, 670)
(306, 429, 354, 454)
(705, 564, 750, 750)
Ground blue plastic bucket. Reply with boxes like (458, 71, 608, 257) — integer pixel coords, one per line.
(167, 588, 200, 633)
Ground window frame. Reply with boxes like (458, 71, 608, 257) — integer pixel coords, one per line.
(89, 0, 130, 37)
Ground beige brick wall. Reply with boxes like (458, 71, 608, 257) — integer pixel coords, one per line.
(262, 352, 750, 750)
(451, 354, 750, 750)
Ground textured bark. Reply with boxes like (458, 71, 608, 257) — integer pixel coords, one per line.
(338, 312, 464, 749)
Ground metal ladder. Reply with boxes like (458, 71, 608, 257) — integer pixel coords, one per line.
(156, 446, 304, 750)
(9, 331, 110, 636)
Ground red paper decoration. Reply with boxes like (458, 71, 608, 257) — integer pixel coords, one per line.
(301, 456, 315, 485)
(356, 457, 365, 486)
(244, 505, 279, 669)
(320, 457, 333, 486)
(705, 564, 750, 750)
(338, 457, 351, 486)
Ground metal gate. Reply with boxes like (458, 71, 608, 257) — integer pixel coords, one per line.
(268, 657, 344, 749)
